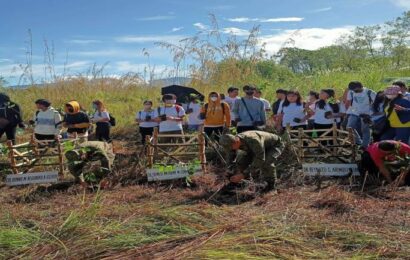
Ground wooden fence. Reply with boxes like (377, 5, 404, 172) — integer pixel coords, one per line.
(145, 128, 207, 173)
(285, 123, 357, 163)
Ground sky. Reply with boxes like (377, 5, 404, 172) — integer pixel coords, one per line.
(0, 0, 409, 85)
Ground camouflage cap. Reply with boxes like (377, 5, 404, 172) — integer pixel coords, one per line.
(219, 134, 237, 149)
(65, 150, 81, 162)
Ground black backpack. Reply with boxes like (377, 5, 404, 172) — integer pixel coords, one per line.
(109, 114, 116, 126)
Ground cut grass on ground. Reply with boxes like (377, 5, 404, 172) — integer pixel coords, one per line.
(0, 184, 409, 259)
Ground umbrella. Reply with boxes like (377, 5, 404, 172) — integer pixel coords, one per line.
(161, 85, 205, 104)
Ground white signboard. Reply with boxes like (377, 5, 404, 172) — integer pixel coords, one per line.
(302, 164, 360, 177)
(147, 165, 201, 182)
(6, 171, 59, 186)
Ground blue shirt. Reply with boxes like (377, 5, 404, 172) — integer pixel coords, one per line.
(233, 97, 266, 126)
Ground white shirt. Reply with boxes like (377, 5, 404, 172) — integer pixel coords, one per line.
(347, 88, 376, 116)
(403, 92, 410, 101)
(335, 103, 346, 123)
(34, 107, 62, 135)
(184, 102, 203, 126)
(278, 103, 307, 127)
(313, 103, 334, 125)
(313, 102, 346, 124)
(258, 97, 271, 111)
(136, 110, 158, 128)
(156, 106, 186, 132)
(92, 111, 110, 122)
(224, 96, 240, 120)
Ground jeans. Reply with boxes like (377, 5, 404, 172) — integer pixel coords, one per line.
(347, 114, 371, 148)
(381, 127, 410, 144)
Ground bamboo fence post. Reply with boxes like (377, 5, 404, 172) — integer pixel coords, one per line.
(198, 132, 206, 173)
(7, 140, 18, 174)
(332, 123, 338, 156)
(153, 127, 159, 162)
(57, 137, 64, 177)
(347, 127, 356, 162)
(298, 127, 304, 161)
(146, 135, 153, 167)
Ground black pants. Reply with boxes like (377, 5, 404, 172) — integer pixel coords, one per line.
(204, 126, 223, 141)
(237, 125, 256, 134)
(0, 125, 17, 144)
(96, 122, 111, 143)
(35, 134, 55, 141)
(139, 127, 154, 144)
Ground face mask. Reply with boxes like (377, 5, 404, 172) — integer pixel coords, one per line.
(386, 94, 398, 100)
(67, 108, 74, 113)
(210, 97, 218, 102)
(245, 91, 254, 96)
(92, 104, 97, 109)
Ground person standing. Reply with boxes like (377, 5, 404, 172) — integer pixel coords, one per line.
(306, 91, 319, 129)
(224, 86, 240, 126)
(346, 81, 376, 148)
(136, 100, 158, 144)
(0, 93, 25, 144)
(381, 85, 410, 143)
(254, 88, 272, 112)
(277, 90, 309, 130)
(200, 92, 231, 141)
(91, 100, 111, 143)
(393, 81, 410, 101)
(272, 89, 287, 129)
(31, 99, 62, 140)
(184, 94, 203, 131)
(233, 85, 266, 133)
(63, 101, 91, 140)
(155, 94, 186, 143)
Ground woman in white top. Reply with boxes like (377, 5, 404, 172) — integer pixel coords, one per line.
(278, 90, 309, 130)
(136, 100, 158, 144)
(91, 100, 111, 143)
(313, 89, 345, 129)
(184, 95, 203, 131)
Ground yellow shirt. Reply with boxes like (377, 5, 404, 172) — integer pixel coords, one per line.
(386, 107, 410, 128)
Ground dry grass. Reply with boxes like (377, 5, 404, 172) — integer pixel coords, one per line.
(1, 177, 409, 259)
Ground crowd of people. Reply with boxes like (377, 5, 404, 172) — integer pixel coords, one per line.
(0, 80, 409, 186)
(134, 81, 410, 146)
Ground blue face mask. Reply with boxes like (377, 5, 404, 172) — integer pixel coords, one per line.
(92, 104, 98, 110)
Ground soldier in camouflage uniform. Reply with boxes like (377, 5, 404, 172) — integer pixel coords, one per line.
(65, 141, 115, 185)
(220, 131, 285, 190)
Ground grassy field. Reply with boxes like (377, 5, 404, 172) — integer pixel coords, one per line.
(1, 181, 409, 259)
(0, 67, 410, 259)
(2, 67, 410, 134)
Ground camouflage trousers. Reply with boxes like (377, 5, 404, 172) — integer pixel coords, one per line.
(235, 148, 281, 185)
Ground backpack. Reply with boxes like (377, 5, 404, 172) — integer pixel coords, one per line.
(157, 105, 183, 116)
(350, 89, 373, 105)
(109, 114, 116, 126)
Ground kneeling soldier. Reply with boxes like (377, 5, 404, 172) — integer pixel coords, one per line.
(220, 131, 285, 191)
(65, 141, 115, 186)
